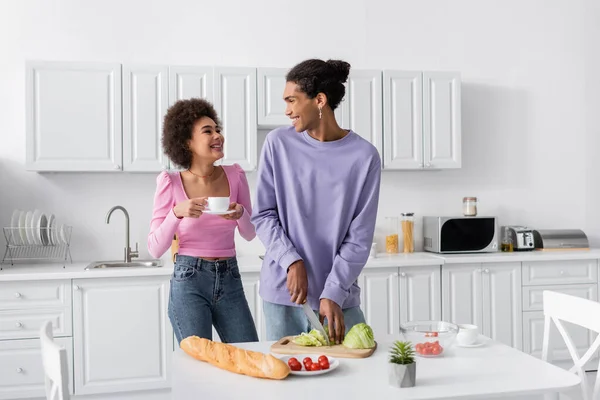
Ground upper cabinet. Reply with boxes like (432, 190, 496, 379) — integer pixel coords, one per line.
(122, 64, 169, 172)
(25, 61, 460, 173)
(26, 61, 123, 172)
(383, 70, 461, 170)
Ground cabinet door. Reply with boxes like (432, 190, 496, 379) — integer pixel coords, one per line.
(73, 276, 171, 395)
(214, 67, 257, 171)
(399, 266, 441, 324)
(122, 64, 169, 172)
(343, 70, 383, 159)
(482, 263, 522, 350)
(359, 268, 400, 337)
(168, 66, 214, 171)
(422, 71, 461, 169)
(257, 68, 288, 127)
(0, 337, 73, 400)
(240, 272, 265, 341)
(522, 284, 599, 371)
(442, 264, 483, 328)
(26, 61, 122, 171)
(383, 71, 423, 170)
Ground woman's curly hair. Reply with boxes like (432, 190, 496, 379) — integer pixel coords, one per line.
(162, 98, 222, 169)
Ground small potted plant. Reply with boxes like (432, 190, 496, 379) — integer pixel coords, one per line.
(389, 340, 416, 388)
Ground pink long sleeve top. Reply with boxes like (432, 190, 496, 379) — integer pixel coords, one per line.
(147, 164, 256, 259)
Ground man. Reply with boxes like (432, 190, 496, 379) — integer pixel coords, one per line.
(251, 58, 381, 344)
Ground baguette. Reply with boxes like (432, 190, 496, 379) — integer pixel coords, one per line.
(180, 336, 290, 380)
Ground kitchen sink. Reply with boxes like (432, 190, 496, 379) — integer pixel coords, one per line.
(85, 260, 163, 270)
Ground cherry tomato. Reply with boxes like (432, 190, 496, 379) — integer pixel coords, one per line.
(303, 357, 313, 365)
(319, 359, 330, 369)
(288, 357, 299, 367)
(431, 345, 442, 355)
(289, 361, 302, 371)
(422, 346, 433, 355)
(318, 355, 329, 364)
(309, 362, 322, 371)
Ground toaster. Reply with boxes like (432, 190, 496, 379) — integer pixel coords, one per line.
(501, 226, 535, 251)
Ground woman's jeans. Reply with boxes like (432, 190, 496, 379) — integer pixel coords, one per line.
(168, 255, 258, 345)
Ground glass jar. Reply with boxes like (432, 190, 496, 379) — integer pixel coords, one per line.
(385, 217, 399, 254)
(501, 227, 513, 252)
(401, 213, 415, 253)
(463, 197, 478, 217)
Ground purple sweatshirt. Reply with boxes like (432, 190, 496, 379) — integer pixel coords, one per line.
(251, 126, 381, 310)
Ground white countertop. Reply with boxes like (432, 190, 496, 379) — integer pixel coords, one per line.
(2, 249, 599, 281)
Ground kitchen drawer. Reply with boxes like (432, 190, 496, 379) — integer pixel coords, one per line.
(0, 280, 71, 310)
(522, 259, 598, 286)
(522, 284, 598, 311)
(0, 308, 72, 340)
(0, 337, 73, 400)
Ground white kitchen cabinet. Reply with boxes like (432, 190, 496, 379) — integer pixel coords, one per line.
(422, 72, 461, 169)
(337, 70, 383, 159)
(359, 268, 400, 337)
(122, 64, 170, 172)
(257, 68, 288, 127)
(383, 70, 461, 170)
(73, 276, 172, 395)
(442, 263, 521, 349)
(0, 337, 73, 400)
(241, 272, 266, 341)
(26, 61, 122, 171)
(214, 67, 257, 171)
(398, 266, 441, 324)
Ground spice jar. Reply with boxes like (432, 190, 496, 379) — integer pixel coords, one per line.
(463, 197, 478, 217)
(401, 213, 415, 253)
(385, 217, 399, 254)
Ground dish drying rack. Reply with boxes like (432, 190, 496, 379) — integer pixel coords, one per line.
(1, 226, 73, 268)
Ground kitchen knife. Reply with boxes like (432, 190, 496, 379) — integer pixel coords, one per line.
(301, 302, 331, 346)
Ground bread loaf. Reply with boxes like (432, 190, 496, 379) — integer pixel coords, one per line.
(180, 336, 290, 380)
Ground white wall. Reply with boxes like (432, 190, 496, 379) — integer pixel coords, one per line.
(0, 0, 597, 263)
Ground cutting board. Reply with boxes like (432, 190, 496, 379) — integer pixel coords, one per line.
(270, 336, 377, 359)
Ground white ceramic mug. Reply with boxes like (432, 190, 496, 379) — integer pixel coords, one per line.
(456, 324, 478, 345)
(207, 197, 230, 212)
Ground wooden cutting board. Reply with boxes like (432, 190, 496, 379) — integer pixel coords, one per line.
(270, 336, 377, 359)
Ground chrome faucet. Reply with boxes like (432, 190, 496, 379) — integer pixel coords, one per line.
(106, 206, 139, 263)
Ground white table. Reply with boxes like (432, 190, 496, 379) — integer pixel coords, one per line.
(171, 336, 581, 399)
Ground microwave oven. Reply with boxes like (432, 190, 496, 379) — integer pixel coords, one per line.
(423, 216, 498, 254)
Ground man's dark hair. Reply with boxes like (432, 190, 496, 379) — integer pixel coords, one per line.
(286, 59, 351, 110)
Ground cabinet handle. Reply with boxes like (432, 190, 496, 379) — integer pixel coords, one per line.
(14, 292, 21, 298)
(15, 322, 22, 328)
(74, 285, 80, 291)
(400, 272, 407, 277)
(114, 165, 120, 170)
(477, 268, 482, 273)
(425, 163, 432, 168)
(484, 269, 490, 274)
(560, 270, 565, 275)
(16, 368, 23, 374)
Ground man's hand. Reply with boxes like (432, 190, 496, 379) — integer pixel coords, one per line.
(319, 298, 345, 344)
(287, 260, 308, 304)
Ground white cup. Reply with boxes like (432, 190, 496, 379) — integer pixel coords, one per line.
(456, 324, 479, 345)
(207, 197, 230, 212)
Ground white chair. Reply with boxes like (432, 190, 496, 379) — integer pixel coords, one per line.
(40, 321, 70, 400)
(542, 290, 600, 400)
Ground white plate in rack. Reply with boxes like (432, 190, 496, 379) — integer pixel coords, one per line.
(10, 210, 21, 245)
(31, 210, 42, 245)
(46, 214, 56, 245)
(24, 211, 34, 245)
(18, 211, 27, 245)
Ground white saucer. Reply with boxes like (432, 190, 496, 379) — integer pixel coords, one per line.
(203, 210, 235, 215)
(456, 336, 487, 348)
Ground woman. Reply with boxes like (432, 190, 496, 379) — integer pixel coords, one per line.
(148, 98, 258, 344)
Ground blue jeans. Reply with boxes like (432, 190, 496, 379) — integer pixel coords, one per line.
(262, 300, 366, 341)
(168, 255, 258, 344)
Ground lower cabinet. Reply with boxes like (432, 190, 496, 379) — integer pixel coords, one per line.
(0, 337, 73, 399)
(442, 263, 522, 350)
(72, 276, 172, 395)
(359, 266, 442, 337)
